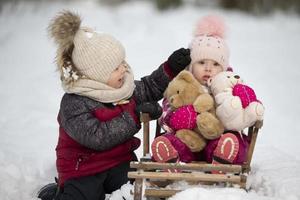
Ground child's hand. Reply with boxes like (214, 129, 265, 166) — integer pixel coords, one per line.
(167, 48, 191, 74)
(136, 102, 163, 120)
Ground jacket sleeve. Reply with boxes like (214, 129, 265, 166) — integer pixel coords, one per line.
(59, 95, 140, 151)
(133, 62, 175, 105)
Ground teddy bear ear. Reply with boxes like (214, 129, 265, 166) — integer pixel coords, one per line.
(176, 71, 195, 83)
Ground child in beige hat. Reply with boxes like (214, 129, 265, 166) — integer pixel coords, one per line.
(38, 10, 191, 200)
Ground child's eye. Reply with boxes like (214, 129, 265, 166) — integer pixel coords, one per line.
(199, 61, 205, 65)
(213, 62, 220, 66)
(177, 90, 180, 94)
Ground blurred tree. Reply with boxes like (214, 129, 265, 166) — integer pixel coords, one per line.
(219, 0, 257, 13)
(276, 0, 300, 13)
(0, 0, 72, 12)
(0, 0, 11, 11)
(219, 0, 300, 15)
(192, 0, 218, 7)
(98, 0, 129, 6)
(155, 0, 183, 10)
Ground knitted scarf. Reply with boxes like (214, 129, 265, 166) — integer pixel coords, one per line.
(62, 68, 135, 104)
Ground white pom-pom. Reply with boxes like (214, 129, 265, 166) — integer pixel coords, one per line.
(194, 15, 226, 38)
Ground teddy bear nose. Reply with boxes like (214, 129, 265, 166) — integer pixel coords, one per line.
(234, 75, 240, 79)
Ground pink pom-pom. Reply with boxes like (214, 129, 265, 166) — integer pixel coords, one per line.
(194, 15, 226, 38)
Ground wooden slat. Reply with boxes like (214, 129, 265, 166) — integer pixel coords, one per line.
(133, 179, 143, 200)
(130, 161, 242, 173)
(140, 113, 151, 123)
(155, 119, 162, 137)
(255, 120, 263, 129)
(239, 174, 247, 189)
(128, 171, 242, 184)
(141, 114, 150, 156)
(143, 121, 149, 156)
(145, 188, 181, 198)
(244, 121, 263, 173)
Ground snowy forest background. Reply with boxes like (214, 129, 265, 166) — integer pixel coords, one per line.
(0, 0, 300, 199)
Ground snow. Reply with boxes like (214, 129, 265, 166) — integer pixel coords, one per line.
(0, 1, 300, 200)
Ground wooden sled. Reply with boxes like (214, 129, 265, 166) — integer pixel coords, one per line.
(128, 113, 263, 200)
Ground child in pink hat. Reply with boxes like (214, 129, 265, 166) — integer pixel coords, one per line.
(152, 15, 249, 166)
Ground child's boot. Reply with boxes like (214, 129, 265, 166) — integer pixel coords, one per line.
(37, 178, 60, 200)
(151, 135, 178, 163)
(212, 132, 239, 174)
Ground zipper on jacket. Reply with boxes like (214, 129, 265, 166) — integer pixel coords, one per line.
(75, 157, 83, 170)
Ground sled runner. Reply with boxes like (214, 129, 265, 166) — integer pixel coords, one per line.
(128, 113, 263, 200)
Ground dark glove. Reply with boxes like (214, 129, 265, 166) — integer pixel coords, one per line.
(136, 102, 163, 120)
(167, 48, 191, 74)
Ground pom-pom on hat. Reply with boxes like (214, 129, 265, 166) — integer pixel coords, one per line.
(48, 10, 125, 85)
(189, 15, 230, 71)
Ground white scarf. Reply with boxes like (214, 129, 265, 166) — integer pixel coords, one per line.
(63, 68, 135, 104)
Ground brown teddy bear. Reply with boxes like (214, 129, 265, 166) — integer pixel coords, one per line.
(164, 70, 224, 152)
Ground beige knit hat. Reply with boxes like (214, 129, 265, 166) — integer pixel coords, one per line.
(72, 28, 125, 83)
(189, 15, 230, 71)
(48, 10, 135, 103)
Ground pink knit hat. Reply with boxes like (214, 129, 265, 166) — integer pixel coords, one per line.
(189, 15, 230, 71)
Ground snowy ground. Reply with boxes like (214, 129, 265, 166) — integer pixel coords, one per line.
(0, 1, 300, 200)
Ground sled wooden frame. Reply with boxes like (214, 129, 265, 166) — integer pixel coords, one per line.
(128, 113, 263, 200)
